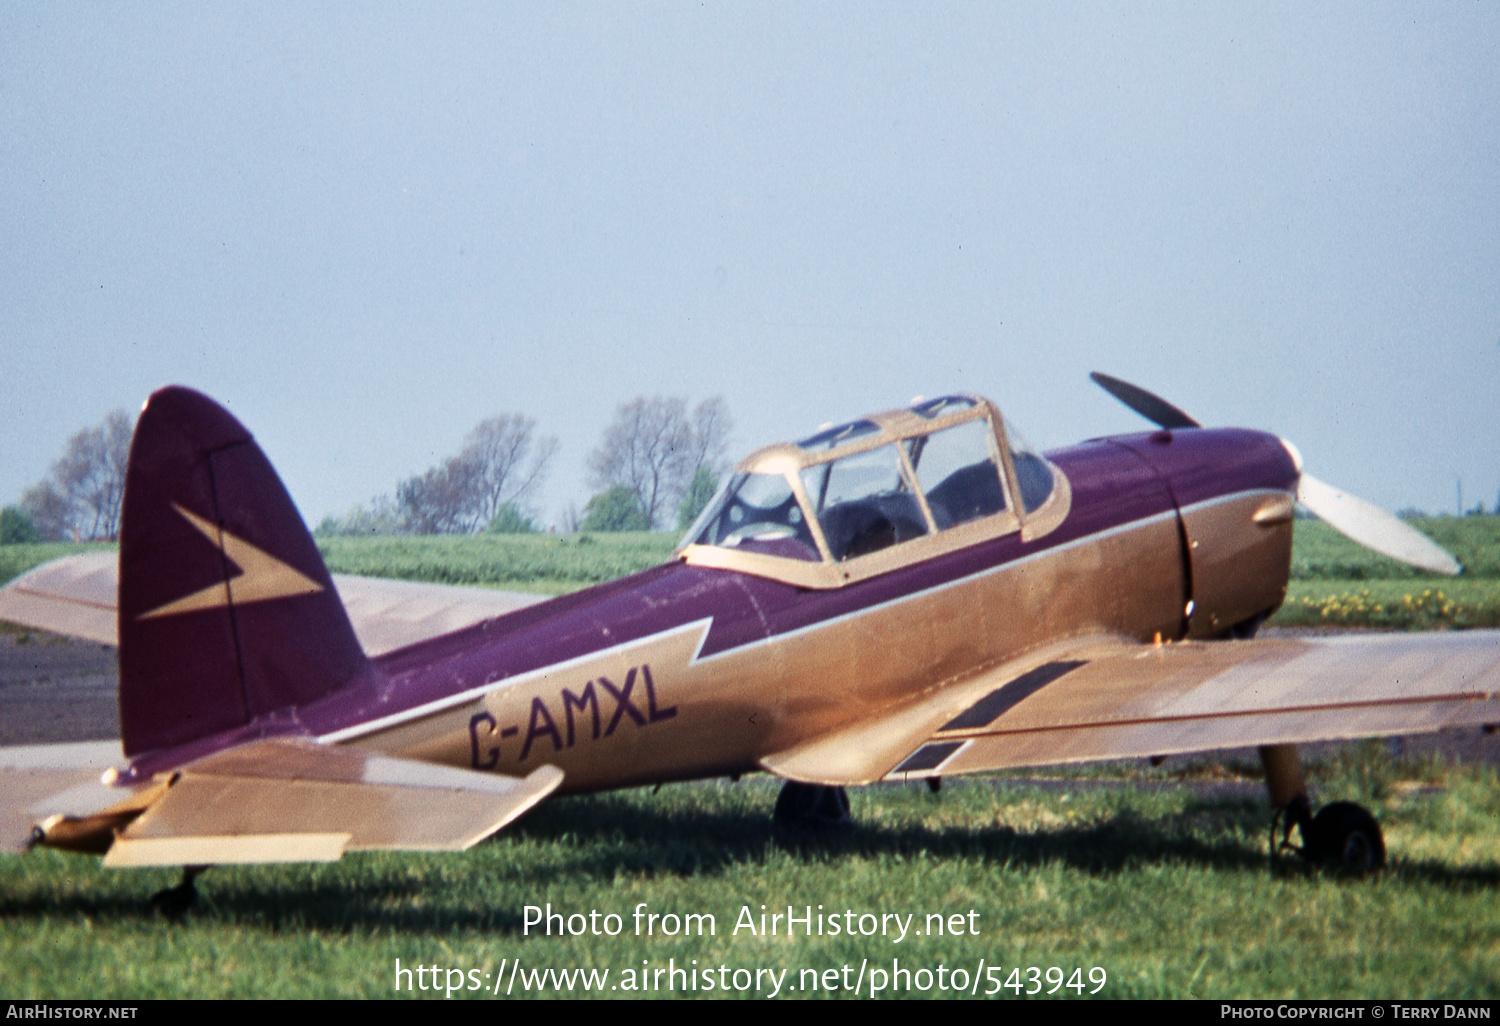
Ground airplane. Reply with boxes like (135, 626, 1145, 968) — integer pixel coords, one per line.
(2, 375, 1497, 916)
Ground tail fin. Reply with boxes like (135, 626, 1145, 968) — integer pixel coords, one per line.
(118, 386, 370, 756)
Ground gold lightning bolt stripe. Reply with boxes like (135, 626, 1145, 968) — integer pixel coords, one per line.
(138, 504, 324, 620)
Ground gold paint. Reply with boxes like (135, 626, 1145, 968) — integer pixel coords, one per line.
(103, 832, 351, 867)
(138, 504, 323, 619)
(359, 514, 1191, 793)
(1179, 491, 1294, 638)
(1252, 494, 1296, 525)
(15, 391, 1500, 872)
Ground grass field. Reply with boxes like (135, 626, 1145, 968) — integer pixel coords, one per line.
(0, 748, 1494, 999)
(1, 520, 1496, 999)
(1276, 517, 1500, 629)
(318, 531, 679, 594)
(4, 517, 1497, 628)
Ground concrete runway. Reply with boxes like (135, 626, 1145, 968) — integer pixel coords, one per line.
(1, 633, 119, 745)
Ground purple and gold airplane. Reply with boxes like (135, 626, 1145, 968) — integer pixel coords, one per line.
(2, 375, 1496, 912)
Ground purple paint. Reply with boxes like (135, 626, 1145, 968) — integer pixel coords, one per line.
(118, 411, 1295, 780)
(118, 386, 373, 757)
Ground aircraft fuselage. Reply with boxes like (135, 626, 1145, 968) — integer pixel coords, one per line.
(248, 427, 1299, 795)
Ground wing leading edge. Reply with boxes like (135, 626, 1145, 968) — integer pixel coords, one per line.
(761, 631, 1500, 786)
(0, 552, 548, 656)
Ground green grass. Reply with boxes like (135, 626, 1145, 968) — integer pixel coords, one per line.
(1273, 516, 1500, 629)
(1289, 516, 1500, 581)
(1276, 580, 1500, 630)
(0, 534, 680, 599)
(316, 531, 678, 594)
(1, 750, 1495, 998)
(0, 541, 114, 591)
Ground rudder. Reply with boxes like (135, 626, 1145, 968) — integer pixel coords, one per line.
(118, 386, 371, 756)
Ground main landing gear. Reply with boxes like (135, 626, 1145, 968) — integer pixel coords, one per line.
(773, 781, 852, 829)
(149, 865, 207, 920)
(1261, 745, 1385, 875)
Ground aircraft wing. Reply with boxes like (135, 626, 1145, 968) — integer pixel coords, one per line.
(762, 631, 1500, 786)
(0, 552, 548, 656)
(8, 737, 563, 866)
(328, 574, 547, 656)
(0, 552, 118, 646)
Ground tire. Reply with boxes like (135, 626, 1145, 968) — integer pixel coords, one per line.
(773, 782, 852, 828)
(1305, 801, 1386, 874)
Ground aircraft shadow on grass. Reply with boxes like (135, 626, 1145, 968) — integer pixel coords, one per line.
(3, 785, 1494, 934)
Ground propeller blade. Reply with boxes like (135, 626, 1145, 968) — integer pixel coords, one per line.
(1296, 473, 1462, 576)
(1084, 373, 1460, 575)
(1090, 372, 1202, 430)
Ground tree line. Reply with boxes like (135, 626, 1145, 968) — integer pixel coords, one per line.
(3, 412, 132, 544)
(1, 396, 731, 543)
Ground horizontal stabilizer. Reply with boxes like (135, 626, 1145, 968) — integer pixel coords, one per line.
(0, 742, 137, 853)
(100, 739, 563, 866)
(104, 833, 354, 867)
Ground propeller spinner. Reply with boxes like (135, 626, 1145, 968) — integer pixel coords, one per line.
(1089, 372, 1461, 576)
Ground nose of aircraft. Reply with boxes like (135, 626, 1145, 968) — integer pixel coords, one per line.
(1090, 372, 1461, 577)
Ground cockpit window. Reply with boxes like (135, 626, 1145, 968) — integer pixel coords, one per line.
(904, 418, 1008, 529)
(797, 419, 880, 451)
(909, 395, 977, 419)
(800, 445, 930, 561)
(1005, 418, 1056, 514)
(686, 471, 820, 561)
(679, 394, 1068, 586)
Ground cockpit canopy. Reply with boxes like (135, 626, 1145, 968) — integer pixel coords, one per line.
(677, 394, 1070, 589)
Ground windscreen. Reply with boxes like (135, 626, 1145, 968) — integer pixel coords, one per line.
(685, 471, 820, 561)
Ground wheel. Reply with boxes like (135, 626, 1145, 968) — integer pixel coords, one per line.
(149, 865, 206, 920)
(1229, 611, 1269, 640)
(1304, 801, 1385, 874)
(773, 782, 852, 828)
(149, 879, 198, 920)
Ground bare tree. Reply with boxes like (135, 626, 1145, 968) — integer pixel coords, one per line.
(587, 396, 732, 529)
(18, 481, 72, 541)
(396, 415, 557, 534)
(464, 415, 559, 527)
(20, 410, 133, 540)
(396, 456, 477, 535)
(686, 396, 732, 480)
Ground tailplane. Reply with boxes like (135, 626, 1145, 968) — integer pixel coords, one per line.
(118, 387, 370, 756)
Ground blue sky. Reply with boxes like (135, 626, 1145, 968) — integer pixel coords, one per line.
(3, 4, 1497, 526)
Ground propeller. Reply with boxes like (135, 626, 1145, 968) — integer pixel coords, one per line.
(1089, 372, 1462, 576)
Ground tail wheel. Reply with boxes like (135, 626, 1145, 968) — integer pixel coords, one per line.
(1304, 801, 1386, 875)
